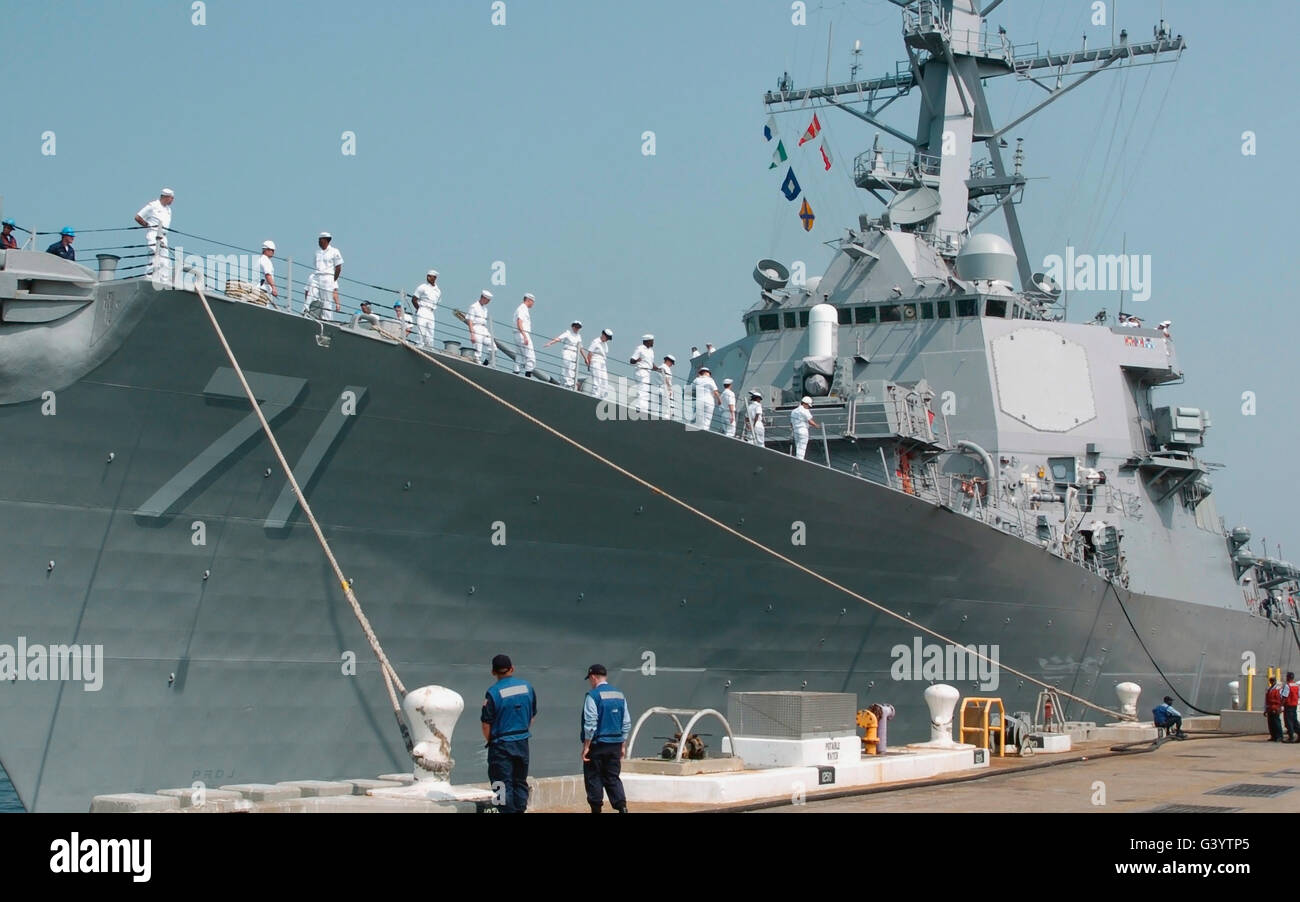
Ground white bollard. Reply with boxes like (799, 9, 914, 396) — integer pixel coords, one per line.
(923, 684, 960, 747)
(402, 686, 464, 785)
(1228, 680, 1240, 710)
(1115, 681, 1141, 718)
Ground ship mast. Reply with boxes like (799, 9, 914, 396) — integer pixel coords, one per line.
(763, 0, 1185, 292)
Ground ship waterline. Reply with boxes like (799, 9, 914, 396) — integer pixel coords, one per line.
(1, 284, 1287, 811)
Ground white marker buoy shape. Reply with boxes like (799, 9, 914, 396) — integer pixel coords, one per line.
(1115, 681, 1141, 718)
(923, 684, 960, 746)
(1228, 680, 1240, 710)
(403, 685, 464, 785)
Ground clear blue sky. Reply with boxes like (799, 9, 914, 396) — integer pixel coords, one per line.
(3, 0, 1296, 556)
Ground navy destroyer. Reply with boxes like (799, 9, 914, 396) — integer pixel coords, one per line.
(3, 0, 1296, 812)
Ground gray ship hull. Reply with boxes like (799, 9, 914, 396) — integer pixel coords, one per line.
(2, 283, 1292, 811)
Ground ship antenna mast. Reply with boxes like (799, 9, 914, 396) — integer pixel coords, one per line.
(763, 0, 1186, 294)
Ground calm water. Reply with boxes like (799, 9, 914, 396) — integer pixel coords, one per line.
(0, 764, 23, 812)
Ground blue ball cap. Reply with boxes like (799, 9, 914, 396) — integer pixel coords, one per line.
(1, 219, 14, 227)
(60, 226, 75, 237)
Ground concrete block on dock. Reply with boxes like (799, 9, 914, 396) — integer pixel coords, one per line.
(276, 780, 352, 798)
(90, 793, 180, 813)
(730, 733, 861, 768)
(258, 795, 476, 813)
(1026, 732, 1071, 752)
(342, 778, 406, 795)
(220, 783, 302, 802)
(622, 757, 747, 776)
(1219, 710, 1266, 734)
(156, 787, 248, 810)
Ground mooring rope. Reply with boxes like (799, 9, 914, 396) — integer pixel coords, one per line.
(189, 269, 414, 756)
(399, 337, 1130, 722)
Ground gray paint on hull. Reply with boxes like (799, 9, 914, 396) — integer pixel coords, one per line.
(1, 288, 1290, 810)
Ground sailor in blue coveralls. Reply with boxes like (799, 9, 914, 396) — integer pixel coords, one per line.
(481, 654, 537, 814)
(581, 664, 630, 814)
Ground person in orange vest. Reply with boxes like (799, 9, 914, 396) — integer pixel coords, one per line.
(1282, 672, 1300, 742)
(1265, 675, 1285, 742)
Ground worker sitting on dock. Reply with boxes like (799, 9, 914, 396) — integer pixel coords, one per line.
(1152, 696, 1185, 738)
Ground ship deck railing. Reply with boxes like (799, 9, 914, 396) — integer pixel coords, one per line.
(31, 225, 698, 402)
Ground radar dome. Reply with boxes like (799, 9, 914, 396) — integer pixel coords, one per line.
(955, 233, 1018, 284)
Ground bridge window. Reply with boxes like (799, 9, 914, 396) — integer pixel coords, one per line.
(783, 311, 796, 329)
(936, 300, 952, 319)
(902, 304, 918, 322)
(799, 310, 810, 327)
(838, 306, 853, 325)
(985, 298, 1007, 318)
(920, 302, 935, 320)
(854, 306, 876, 324)
(758, 313, 779, 332)
(880, 305, 902, 323)
(956, 298, 978, 317)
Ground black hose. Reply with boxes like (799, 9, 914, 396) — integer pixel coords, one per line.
(1107, 579, 1216, 715)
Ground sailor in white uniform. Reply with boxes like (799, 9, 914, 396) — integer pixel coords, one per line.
(586, 328, 612, 398)
(305, 232, 344, 321)
(467, 290, 494, 365)
(790, 396, 818, 460)
(746, 391, 765, 446)
(659, 354, 676, 419)
(393, 300, 414, 339)
(256, 240, 278, 305)
(692, 366, 720, 432)
(514, 294, 537, 376)
(134, 188, 174, 283)
(630, 335, 657, 414)
(413, 270, 440, 349)
(545, 320, 584, 389)
(720, 378, 737, 437)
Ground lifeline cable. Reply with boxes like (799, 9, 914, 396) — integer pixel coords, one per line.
(400, 337, 1130, 722)
(188, 267, 415, 757)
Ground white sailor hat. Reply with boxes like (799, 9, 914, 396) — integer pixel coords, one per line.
(642, 334, 654, 341)
(160, 188, 175, 197)
(801, 396, 812, 405)
(749, 390, 762, 399)
(319, 231, 332, 239)
(1158, 320, 1171, 328)
(427, 269, 439, 278)
(601, 328, 613, 338)
(663, 353, 676, 363)
(571, 320, 582, 328)
(524, 292, 535, 301)
(480, 290, 493, 299)
(698, 365, 711, 373)
(723, 378, 733, 385)
(262, 240, 276, 251)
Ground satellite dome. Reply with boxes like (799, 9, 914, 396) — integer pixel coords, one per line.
(955, 233, 1018, 284)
